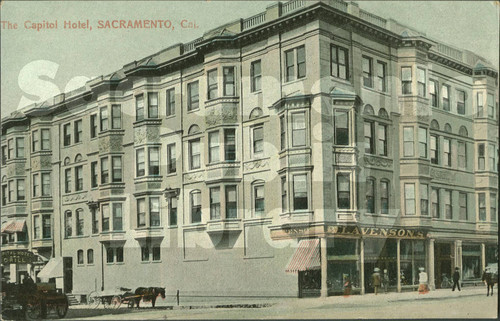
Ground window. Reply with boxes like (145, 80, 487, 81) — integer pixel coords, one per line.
(334, 110, 349, 145)
(207, 69, 218, 100)
(477, 92, 484, 117)
(442, 85, 450, 111)
(458, 141, 466, 169)
(420, 184, 429, 216)
(15, 138, 24, 158)
(210, 187, 221, 219)
(404, 183, 415, 215)
(431, 188, 440, 218)
(444, 138, 451, 167)
(76, 209, 84, 236)
(33, 174, 39, 197)
(34, 216, 40, 239)
(90, 114, 98, 138)
(147, 197, 161, 227)
(187, 81, 199, 111)
(63, 124, 71, 146)
(8, 181, 13, 202)
(281, 176, 287, 212)
(292, 112, 306, 147)
(42, 215, 51, 239)
(491, 193, 497, 222)
(330, 44, 348, 80)
(77, 250, 84, 265)
(41, 129, 50, 150)
(65, 211, 72, 237)
(169, 197, 177, 226)
(91, 208, 99, 234)
(2, 185, 7, 206)
(488, 144, 496, 172)
(293, 174, 308, 211)
(430, 80, 438, 107)
(285, 46, 306, 82)
(136, 95, 144, 121)
(444, 190, 452, 219)
(148, 93, 159, 118)
(87, 249, 94, 264)
(102, 204, 110, 231)
(116, 247, 124, 262)
(226, 185, 237, 218)
(223, 67, 235, 96)
(141, 246, 149, 262)
(191, 191, 201, 223)
(459, 193, 467, 220)
(166, 88, 175, 116)
(152, 246, 161, 261)
(401, 67, 412, 94)
(112, 156, 122, 182)
(380, 180, 389, 214)
(101, 157, 109, 184)
(366, 178, 375, 213)
(478, 193, 486, 221)
(100, 107, 108, 131)
(148, 147, 160, 175)
(253, 126, 264, 155)
(254, 184, 265, 216)
(457, 90, 465, 115)
(64, 169, 72, 193)
(189, 139, 201, 170)
(137, 199, 146, 227)
(337, 173, 351, 209)
(107, 248, 114, 263)
(17, 179, 25, 200)
(167, 144, 176, 174)
(2, 146, 7, 165)
(224, 129, 236, 161)
(487, 93, 495, 118)
(251, 60, 262, 92)
(111, 104, 121, 129)
(112, 203, 122, 231)
(75, 166, 83, 191)
(377, 125, 387, 156)
(430, 135, 438, 164)
(32, 130, 39, 152)
(7, 139, 13, 159)
(376, 61, 386, 92)
(417, 68, 426, 97)
(478, 143, 485, 170)
(136, 148, 145, 177)
(403, 127, 414, 157)
(418, 127, 427, 158)
(364, 122, 374, 154)
(208, 131, 220, 163)
(280, 115, 286, 150)
(91, 161, 98, 188)
(362, 56, 373, 88)
(74, 120, 82, 143)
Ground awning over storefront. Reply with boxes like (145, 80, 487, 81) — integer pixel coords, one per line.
(37, 257, 63, 279)
(1, 219, 26, 233)
(285, 238, 321, 274)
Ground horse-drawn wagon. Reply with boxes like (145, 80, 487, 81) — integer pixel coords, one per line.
(87, 287, 165, 309)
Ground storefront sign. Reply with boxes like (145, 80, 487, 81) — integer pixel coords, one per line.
(1, 250, 37, 264)
(327, 226, 426, 239)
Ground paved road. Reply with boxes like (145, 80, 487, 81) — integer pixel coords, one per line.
(61, 288, 497, 320)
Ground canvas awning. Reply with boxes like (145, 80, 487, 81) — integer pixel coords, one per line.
(37, 257, 63, 279)
(1, 219, 26, 233)
(285, 238, 321, 274)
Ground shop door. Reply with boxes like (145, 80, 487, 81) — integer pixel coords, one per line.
(434, 243, 452, 289)
(364, 262, 376, 293)
(63, 257, 73, 293)
(298, 270, 321, 298)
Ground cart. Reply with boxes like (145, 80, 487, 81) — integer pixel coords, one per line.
(87, 287, 141, 309)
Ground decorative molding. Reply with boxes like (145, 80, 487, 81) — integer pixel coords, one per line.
(184, 172, 204, 183)
(364, 155, 393, 168)
(63, 192, 88, 204)
(430, 168, 455, 183)
(244, 159, 269, 171)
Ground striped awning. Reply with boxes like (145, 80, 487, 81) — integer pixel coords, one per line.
(1, 219, 26, 233)
(285, 238, 321, 274)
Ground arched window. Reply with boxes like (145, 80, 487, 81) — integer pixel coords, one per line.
(64, 157, 71, 166)
(444, 123, 452, 133)
(77, 249, 84, 265)
(363, 104, 375, 115)
(188, 124, 200, 135)
(459, 126, 468, 137)
(249, 107, 263, 120)
(87, 249, 94, 264)
(366, 177, 375, 213)
(74, 154, 82, 163)
(430, 119, 440, 131)
(378, 108, 389, 119)
(190, 190, 201, 223)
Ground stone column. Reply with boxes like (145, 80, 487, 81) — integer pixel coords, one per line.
(360, 238, 365, 295)
(481, 243, 486, 272)
(320, 237, 328, 297)
(428, 239, 435, 290)
(397, 239, 401, 293)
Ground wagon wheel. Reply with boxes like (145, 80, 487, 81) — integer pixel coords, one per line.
(56, 300, 69, 318)
(87, 291, 100, 309)
(127, 299, 135, 308)
(110, 295, 122, 309)
(25, 298, 42, 320)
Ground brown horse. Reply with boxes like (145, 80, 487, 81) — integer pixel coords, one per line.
(132, 287, 165, 308)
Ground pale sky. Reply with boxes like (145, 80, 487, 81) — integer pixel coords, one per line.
(1, 1, 498, 117)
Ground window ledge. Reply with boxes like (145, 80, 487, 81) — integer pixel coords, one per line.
(133, 119, 162, 126)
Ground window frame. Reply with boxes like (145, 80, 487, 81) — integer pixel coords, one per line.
(334, 110, 349, 146)
(291, 112, 307, 148)
(404, 183, 416, 216)
(442, 85, 450, 111)
(190, 190, 202, 223)
(337, 173, 351, 210)
(74, 119, 83, 143)
(111, 104, 122, 129)
(63, 124, 71, 146)
(429, 79, 438, 107)
(207, 69, 218, 100)
(100, 106, 109, 131)
(457, 90, 466, 115)
(147, 92, 159, 119)
(187, 81, 199, 111)
(330, 44, 348, 80)
(223, 66, 235, 97)
(362, 56, 373, 88)
(420, 184, 429, 216)
(135, 94, 145, 121)
(401, 67, 412, 95)
(417, 68, 426, 97)
(292, 174, 309, 211)
(365, 177, 375, 214)
(189, 138, 201, 170)
(479, 193, 486, 221)
(224, 128, 236, 161)
(403, 127, 414, 157)
(376, 60, 386, 92)
(167, 143, 176, 174)
(250, 60, 262, 92)
(166, 88, 175, 117)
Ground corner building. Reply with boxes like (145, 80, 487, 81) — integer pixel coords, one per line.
(1, 0, 498, 299)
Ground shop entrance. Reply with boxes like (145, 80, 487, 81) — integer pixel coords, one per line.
(63, 257, 73, 293)
(298, 270, 321, 298)
(434, 243, 453, 289)
(363, 239, 398, 293)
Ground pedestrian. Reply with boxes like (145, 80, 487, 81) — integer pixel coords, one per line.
(482, 267, 494, 296)
(418, 267, 429, 294)
(372, 268, 381, 295)
(383, 269, 389, 293)
(343, 276, 352, 297)
(452, 267, 461, 291)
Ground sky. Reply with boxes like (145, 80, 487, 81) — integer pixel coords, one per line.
(0, 1, 498, 117)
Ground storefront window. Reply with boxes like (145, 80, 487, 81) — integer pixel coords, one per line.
(400, 240, 426, 286)
(462, 244, 481, 280)
(486, 245, 498, 265)
(327, 238, 360, 294)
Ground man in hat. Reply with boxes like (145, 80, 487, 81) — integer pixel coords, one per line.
(418, 267, 429, 294)
(372, 268, 381, 295)
(452, 267, 461, 291)
(482, 267, 494, 296)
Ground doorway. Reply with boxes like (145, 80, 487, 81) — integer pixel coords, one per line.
(63, 257, 73, 293)
(434, 243, 452, 289)
(298, 270, 321, 298)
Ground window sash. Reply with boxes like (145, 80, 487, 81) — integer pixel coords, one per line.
(33, 174, 39, 197)
(488, 144, 496, 172)
(459, 193, 468, 220)
(457, 91, 465, 114)
(430, 80, 438, 107)
(90, 114, 97, 138)
(76, 210, 84, 236)
(417, 68, 426, 97)
(41, 172, 51, 196)
(63, 124, 71, 146)
(491, 193, 497, 222)
(225, 185, 237, 218)
(191, 192, 202, 223)
(41, 129, 50, 150)
(281, 177, 287, 212)
(189, 140, 201, 170)
(362, 56, 373, 88)
(112, 156, 122, 182)
(418, 127, 427, 158)
(331, 45, 348, 80)
(169, 197, 178, 226)
(401, 67, 412, 94)
(420, 184, 429, 216)
(148, 147, 160, 175)
(167, 144, 176, 173)
(430, 135, 438, 164)
(101, 157, 109, 184)
(74, 120, 82, 143)
(293, 174, 308, 211)
(224, 129, 236, 161)
(380, 181, 389, 214)
(366, 179, 375, 213)
(91, 161, 98, 188)
(377, 125, 387, 156)
(32, 130, 39, 152)
(42, 215, 51, 239)
(65, 169, 72, 193)
(75, 166, 83, 191)
(487, 93, 495, 118)
(111, 105, 121, 129)
(376, 61, 386, 92)
(292, 113, 306, 147)
(65, 212, 73, 237)
(136, 95, 145, 121)
(210, 187, 221, 220)
(209, 131, 220, 163)
(16, 138, 24, 158)
(136, 149, 145, 176)
(254, 185, 265, 215)
(337, 174, 350, 209)
(403, 127, 414, 157)
(280, 116, 286, 150)
(404, 184, 415, 215)
(112, 203, 123, 231)
(100, 107, 109, 131)
(207, 69, 218, 100)
(148, 93, 159, 118)
(253, 127, 264, 154)
(137, 199, 146, 227)
(334, 110, 349, 146)
(223, 67, 235, 96)
(188, 81, 199, 111)
(364, 122, 374, 154)
(149, 198, 160, 226)
(458, 141, 466, 169)
(431, 189, 440, 218)
(251, 60, 262, 92)
(166, 88, 175, 116)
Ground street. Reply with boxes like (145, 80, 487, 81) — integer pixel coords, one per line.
(60, 288, 498, 320)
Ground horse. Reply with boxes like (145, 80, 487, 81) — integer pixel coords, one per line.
(132, 287, 166, 308)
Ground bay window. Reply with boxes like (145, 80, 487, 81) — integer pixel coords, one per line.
(224, 129, 236, 161)
(401, 67, 412, 94)
(334, 110, 349, 146)
(293, 174, 308, 211)
(223, 67, 235, 96)
(403, 127, 414, 157)
(148, 93, 159, 118)
(404, 184, 415, 215)
(225, 185, 237, 218)
(210, 187, 221, 219)
(136, 94, 144, 121)
(291, 112, 306, 147)
(209, 131, 220, 163)
(337, 173, 350, 209)
(207, 69, 218, 100)
(136, 148, 145, 177)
